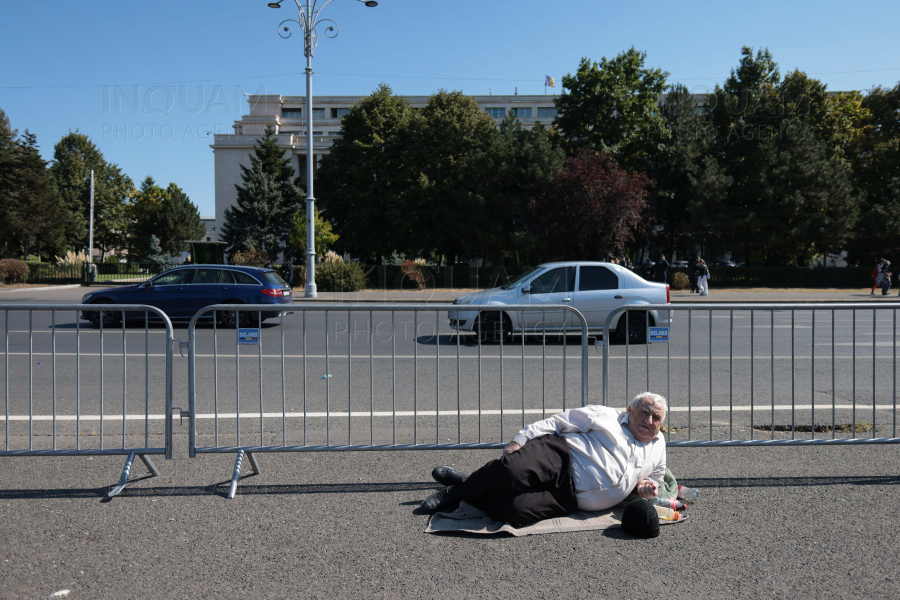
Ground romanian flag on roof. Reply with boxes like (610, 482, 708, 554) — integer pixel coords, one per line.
(545, 75, 555, 87)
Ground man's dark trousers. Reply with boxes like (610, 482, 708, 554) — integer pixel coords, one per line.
(449, 434, 578, 527)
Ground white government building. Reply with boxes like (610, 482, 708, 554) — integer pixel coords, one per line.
(210, 94, 561, 242)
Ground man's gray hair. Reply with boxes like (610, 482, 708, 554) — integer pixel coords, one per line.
(629, 392, 668, 414)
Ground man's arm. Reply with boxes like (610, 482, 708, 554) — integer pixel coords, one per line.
(507, 406, 609, 454)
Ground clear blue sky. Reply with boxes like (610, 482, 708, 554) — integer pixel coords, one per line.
(2, 0, 898, 218)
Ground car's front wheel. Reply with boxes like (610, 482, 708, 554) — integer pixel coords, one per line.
(476, 312, 511, 344)
(90, 300, 121, 329)
(616, 311, 649, 344)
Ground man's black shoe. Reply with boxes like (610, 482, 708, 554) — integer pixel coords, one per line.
(431, 466, 467, 487)
(421, 486, 458, 513)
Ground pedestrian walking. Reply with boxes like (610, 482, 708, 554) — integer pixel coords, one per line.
(871, 258, 886, 295)
(690, 258, 702, 293)
(280, 256, 294, 288)
(653, 254, 670, 284)
(697, 259, 710, 295)
(881, 261, 892, 295)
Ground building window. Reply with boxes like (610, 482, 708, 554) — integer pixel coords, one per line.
(282, 109, 303, 119)
(537, 107, 558, 118)
(329, 131, 342, 136)
(313, 131, 323, 136)
(312, 108, 325, 119)
(206, 237, 211, 241)
(331, 108, 350, 118)
(510, 108, 532, 119)
(485, 108, 506, 119)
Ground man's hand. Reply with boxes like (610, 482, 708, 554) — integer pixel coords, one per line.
(503, 442, 521, 457)
(635, 479, 659, 499)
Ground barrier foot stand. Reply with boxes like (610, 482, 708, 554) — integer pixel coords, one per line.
(247, 452, 261, 476)
(138, 454, 160, 478)
(227, 450, 246, 499)
(108, 453, 160, 498)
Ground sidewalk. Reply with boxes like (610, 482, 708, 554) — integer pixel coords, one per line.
(290, 288, 899, 303)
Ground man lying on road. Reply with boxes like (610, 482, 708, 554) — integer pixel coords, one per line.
(421, 392, 667, 527)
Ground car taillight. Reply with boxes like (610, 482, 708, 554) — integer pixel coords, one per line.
(262, 288, 282, 297)
(666, 284, 670, 303)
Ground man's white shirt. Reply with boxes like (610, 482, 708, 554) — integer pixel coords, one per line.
(512, 405, 666, 511)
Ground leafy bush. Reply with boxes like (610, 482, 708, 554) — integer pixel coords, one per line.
(0, 259, 30, 284)
(316, 260, 370, 292)
(671, 271, 689, 291)
(401, 259, 426, 290)
(232, 248, 270, 267)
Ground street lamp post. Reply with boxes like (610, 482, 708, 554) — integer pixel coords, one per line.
(268, 0, 377, 298)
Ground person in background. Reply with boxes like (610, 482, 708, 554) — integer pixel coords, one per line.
(641, 258, 653, 280)
(698, 259, 710, 296)
(281, 256, 294, 289)
(654, 254, 670, 284)
(263, 258, 274, 269)
(881, 261, 892, 295)
(690, 258, 702, 293)
(871, 258, 886, 296)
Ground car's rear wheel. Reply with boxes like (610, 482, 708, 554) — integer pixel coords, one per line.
(90, 300, 121, 329)
(217, 302, 251, 328)
(617, 311, 649, 344)
(476, 312, 511, 344)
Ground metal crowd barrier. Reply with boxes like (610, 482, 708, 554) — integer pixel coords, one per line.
(185, 304, 590, 497)
(603, 303, 900, 446)
(0, 304, 176, 496)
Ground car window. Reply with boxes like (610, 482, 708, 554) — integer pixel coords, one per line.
(192, 269, 220, 284)
(233, 271, 261, 285)
(578, 266, 619, 291)
(153, 269, 194, 286)
(261, 271, 287, 286)
(504, 267, 544, 290)
(530, 267, 575, 294)
(218, 270, 235, 284)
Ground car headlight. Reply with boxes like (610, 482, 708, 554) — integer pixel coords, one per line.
(81, 293, 94, 303)
(453, 299, 471, 305)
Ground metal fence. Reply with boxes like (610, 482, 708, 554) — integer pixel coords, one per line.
(185, 304, 591, 497)
(0, 304, 176, 496)
(603, 303, 900, 446)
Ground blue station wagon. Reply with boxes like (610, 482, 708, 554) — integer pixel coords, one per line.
(80, 265, 293, 327)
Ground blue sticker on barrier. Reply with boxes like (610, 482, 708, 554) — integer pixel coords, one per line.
(238, 328, 260, 345)
(649, 327, 669, 343)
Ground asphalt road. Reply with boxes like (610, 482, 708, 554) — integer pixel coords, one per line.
(1, 288, 899, 599)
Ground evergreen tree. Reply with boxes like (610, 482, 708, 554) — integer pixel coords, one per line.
(50, 131, 132, 256)
(127, 177, 206, 260)
(0, 108, 21, 257)
(221, 126, 302, 259)
(6, 131, 68, 258)
(145, 235, 169, 268)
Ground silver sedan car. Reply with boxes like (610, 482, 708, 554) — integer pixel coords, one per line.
(448, 261, 672, 344)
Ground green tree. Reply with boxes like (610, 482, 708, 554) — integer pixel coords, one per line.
(315, 84, 414, 263)
(461, 112, 565, 265)
(398, 90, 498, 264)
(288, 208, 338, 259)
(703, 48, 859, 265)
(554, 48, 669, 168)
(127, 177, 206, 260)
(50, 131, 132, 257)
(220, 127, 303, 259)
(145, 235, 169, 268)
(844, 83, 900, 264)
